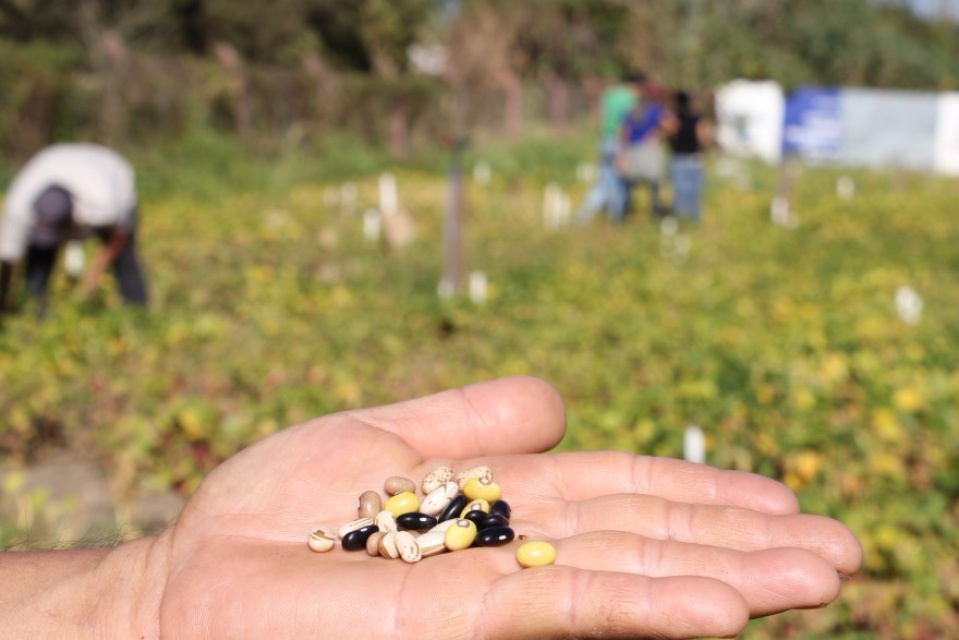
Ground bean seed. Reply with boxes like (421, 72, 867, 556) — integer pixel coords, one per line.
(479, 513, 510, 530)
(396, 531, 422, 563)
(462, 509, 488, 527)
(384, 491, 420, 517)
(338, 517, 375, 539)
(444, 518, 478, 551)
(366, 531, 386, 556)
(463, 476, 503, 503)
(516, 540, 556, 568)
(342, 524, 379, 550)
(474, 526, 515, 547)
(461, 499, 490, 517)
(438, 494, 468, 522)
(490, 500, 512, 520)
(457, 465, 492, 489)
(420, 482, 459, 516)
(375, 509, 398, 533)
(358, 490, 382, 519)
(415, 530, 448, 557)
(421, 466, 454, 494)
(396, 512, 438, 531)
(427, 519, 458, 534)
(377, 531, 400, 559)
(307, 524, 336, 553)
(384, 476, 416, 496)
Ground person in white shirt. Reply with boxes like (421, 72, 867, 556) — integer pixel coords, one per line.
(0, 143, 148, 315)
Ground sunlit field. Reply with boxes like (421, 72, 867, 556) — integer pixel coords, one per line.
(2, 137, 958, 637)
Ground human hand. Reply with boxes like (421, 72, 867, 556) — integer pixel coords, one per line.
(126, 376, 860, 639)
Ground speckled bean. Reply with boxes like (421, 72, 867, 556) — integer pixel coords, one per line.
(358, 490, 382, 519)
(457, 465, 492, 489)
(375, 509, 398, 533)
(421, 466, 454, 494)
(384, 476, 416, 496)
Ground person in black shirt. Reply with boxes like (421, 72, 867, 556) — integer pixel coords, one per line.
(667, 91, 713, 220)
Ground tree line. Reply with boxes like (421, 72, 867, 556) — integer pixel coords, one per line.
(1, 0, 956, 161)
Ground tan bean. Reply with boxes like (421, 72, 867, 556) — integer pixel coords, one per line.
(358, 490, 382, 519)
(396, 531, 422, 563)
(378, 531, 400, 559)
(384, 475, 416, 496)
(366, 531, 386, 556)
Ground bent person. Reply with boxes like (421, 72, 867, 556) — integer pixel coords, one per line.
(0, 143, 149, 316)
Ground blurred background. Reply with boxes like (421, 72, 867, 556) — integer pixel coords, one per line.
(1, 1, 958, 637)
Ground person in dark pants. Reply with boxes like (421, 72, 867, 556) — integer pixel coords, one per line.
(667, 90, 713, 221)
(0, 143, 148, 317)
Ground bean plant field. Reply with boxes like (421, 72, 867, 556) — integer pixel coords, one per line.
(1, 134, 958, 638)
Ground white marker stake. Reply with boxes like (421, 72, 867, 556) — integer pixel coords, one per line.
(473, 161, 491, 185)
(64, 240, 85, 277)
(379, 172, 398, 216)
(837, 176, 855, 201)
(340, 182, 358, 214)
(468, 270, 488, 304)
(895, 285, 923, 326)
(684, 425, 706, 464)
(362, 208, 381, 242)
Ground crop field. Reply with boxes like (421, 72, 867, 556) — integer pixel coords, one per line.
(1, 134, 958, 638)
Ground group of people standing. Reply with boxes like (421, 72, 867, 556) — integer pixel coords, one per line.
(577, 72, 712, 225)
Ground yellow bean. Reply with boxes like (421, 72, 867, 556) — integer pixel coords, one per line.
(463, 477, 503, 503)
(384, 491, 420, 517)
(516, 541, 556, 568)
(444, 518, 478, 551)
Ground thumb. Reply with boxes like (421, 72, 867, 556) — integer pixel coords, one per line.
(348, 376, 567, 460)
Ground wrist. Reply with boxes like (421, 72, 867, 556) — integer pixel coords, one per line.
(0, 534, 170, 638)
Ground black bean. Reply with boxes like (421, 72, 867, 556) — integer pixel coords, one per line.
(341, 524, 379, 550)
(473, 526, 515, 547)
(480, 513, 510, 529)
(463, 509, 488, 527)
(439, 494, 468, 522)
(490, 500, 511, 520)
(396, 512, 438, 531)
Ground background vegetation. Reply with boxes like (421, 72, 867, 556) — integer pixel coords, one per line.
(2, 1, 959, 638)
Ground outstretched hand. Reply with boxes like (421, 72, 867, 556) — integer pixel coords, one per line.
(134, 376, 863, 639)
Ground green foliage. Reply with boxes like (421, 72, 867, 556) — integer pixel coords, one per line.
(2, 131, 959, 637)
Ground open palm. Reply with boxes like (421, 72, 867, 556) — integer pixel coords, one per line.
(150, 376, 861, 639)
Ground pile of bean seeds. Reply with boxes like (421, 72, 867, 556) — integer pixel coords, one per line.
(308, 465, 523, 564)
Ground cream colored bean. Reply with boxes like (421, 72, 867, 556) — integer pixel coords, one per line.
(307, 524, 336, 553)
(378, 531, 400, 559)
(420, 481, 459, 516)
(396, 531, 423, 563)
(427, 519, 458, 534)
(384, 475, 416, 496)
(456, 465, 492, 489)
(366, 531, 386, 556)
(421, 466, 454, 494)
(374, 509, 398, 533)
(338, 517, 375, 539)
(358, 490, 382, 519)
(415, 530, 447, 557)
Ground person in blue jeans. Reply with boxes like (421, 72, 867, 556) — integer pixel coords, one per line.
(667, 90, 713, 221)
(615, 79, 670, 220)
(575, 73, 642, 224)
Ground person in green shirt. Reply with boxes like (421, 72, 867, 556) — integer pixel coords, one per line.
(576, 72, 643, 224)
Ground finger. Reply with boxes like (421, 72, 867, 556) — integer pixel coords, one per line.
(513, 494, 863, 577)
(491, 451, 800, 515)
(553, 531, 842, 617)
(348, 375, 567, 459)
(479, 567, 749, 639)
